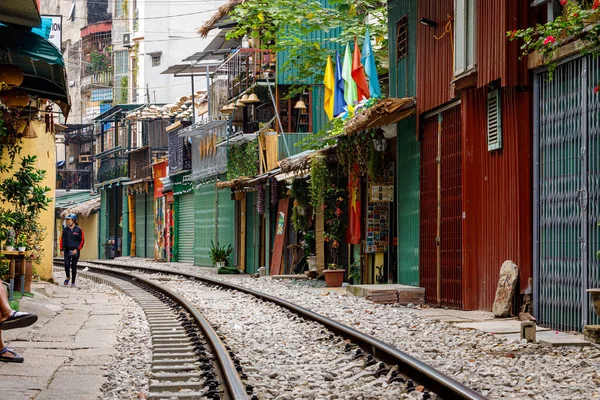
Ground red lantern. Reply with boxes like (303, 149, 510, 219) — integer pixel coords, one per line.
(332, 240, 339, 248)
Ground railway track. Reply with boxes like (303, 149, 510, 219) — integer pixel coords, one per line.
(53, 260, 251, 400)
(55, 258, 486, 400)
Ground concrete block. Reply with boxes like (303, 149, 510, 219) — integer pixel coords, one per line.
(584, 325, 600, 344)
(520, 321, 536, 342)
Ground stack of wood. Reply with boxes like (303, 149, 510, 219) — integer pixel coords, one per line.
(365, 288, 399, 304)
(344, 97, 416, 136)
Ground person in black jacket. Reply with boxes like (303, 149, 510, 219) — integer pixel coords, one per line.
(60, 213, 85, 287)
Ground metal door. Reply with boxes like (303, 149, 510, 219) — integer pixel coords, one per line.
(420, 105, 463, 308)
(245, 192, 260, 274)
(146, 193, 155, 259)
(194, 185, 216, 266)
(535, 55, 600, 331)
(178, 193, 195, 263)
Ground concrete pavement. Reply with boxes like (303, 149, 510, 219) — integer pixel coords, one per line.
(0, 279, 124, 400)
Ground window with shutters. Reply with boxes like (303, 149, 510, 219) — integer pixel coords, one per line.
(396, 16, 408, 62)
(487, 89, 502, 151)
(454, 0, 475, 77)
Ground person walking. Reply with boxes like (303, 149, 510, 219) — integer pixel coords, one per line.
(60, 213, 85, 287)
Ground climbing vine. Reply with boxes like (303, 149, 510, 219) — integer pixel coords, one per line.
(509, 0, 600, 89)
(227, 140, 259, 180)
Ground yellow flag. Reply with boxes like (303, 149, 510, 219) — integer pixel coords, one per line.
(323, 55, 335, 120)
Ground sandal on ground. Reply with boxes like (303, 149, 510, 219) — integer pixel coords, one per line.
(71, 283, 76, 288)
(0, 347, 24, 363)
(0, 310, 38, 330)
(64, 278, 70, 286)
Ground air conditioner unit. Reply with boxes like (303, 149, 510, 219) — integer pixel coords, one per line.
(79, 155, 91, 163)
(123, 33, 132, 48)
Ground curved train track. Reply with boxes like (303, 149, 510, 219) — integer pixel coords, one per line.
(54, 258, 487, 400)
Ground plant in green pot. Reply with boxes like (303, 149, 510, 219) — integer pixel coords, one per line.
(209, 240, 233, 268)
(302, 230, 316, 272)
(16, 232, 27, 252)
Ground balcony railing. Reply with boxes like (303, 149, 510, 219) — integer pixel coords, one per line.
(96, 157, 128, 184)
(81, 70, 114, 90)
(213, 48, 275, 102)
(56, 170, 93, 190)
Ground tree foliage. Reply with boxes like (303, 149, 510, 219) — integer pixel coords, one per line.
(509, 0, 600, 89)
(227, 0, 388, 86)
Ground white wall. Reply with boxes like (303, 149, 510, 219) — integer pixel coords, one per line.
(136, 0, 225, 104)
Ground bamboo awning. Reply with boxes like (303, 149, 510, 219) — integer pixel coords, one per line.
(344, 97, 416, 136)
(215, 176, 252, 189)
(59, 197, 101, 218)
(197, 0, 245, 37)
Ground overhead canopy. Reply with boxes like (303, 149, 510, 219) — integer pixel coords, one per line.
(0, 24, 70, 117)
(0, 0, 41, 28)
(344, 97, 416, 136)
(93, 104, 144, 122)
(197, 0, 244, 38)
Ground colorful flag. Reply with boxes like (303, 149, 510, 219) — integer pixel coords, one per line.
(352, 37, 370, 101)
(361, 27, 381, 98)
(333, 51, 346, 117)
(342, 43, 357, 106)
(323, 55, 335, 120)
(345, 163, 361, 244)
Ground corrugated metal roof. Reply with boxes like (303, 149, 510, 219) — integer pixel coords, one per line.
(55, 190, 99, 210)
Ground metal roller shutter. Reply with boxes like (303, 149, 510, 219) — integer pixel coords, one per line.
(178, 193, 195, 263)
(194, 185, 216, 266)
(146, 193, 155, 259)
(135, 194, 146, 257)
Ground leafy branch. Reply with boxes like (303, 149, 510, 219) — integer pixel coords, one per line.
(508, 0, 600, 90)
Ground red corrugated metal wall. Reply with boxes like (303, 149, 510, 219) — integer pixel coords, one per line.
(420, 106, 463, 308)
(440, 106, 463, 308)
(461, 87, 532, 311)
(420, 116, 438, 303)
(477, 0, 530, 88)
(416, 0, 455, 114)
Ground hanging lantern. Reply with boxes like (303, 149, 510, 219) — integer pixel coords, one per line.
(240, 94, 250, 103)
(0, 65, 24, 87)
(246, 93, 260, 103)
(22, 122, 38, 139)
(294, 99, 307, 109)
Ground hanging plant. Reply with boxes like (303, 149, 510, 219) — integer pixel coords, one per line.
(368, 138, 385, 181)
(0, 110, 23, 173)
(310, 155, 329, 209)
(290, 177, 311, 206)
(257, 185, 265, 215)
(227, 140, 259, 180)
(270, 177, 279, 206)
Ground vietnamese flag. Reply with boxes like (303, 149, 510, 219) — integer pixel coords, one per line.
(351, 37, 370, 101)
(345, 163, 361, 244)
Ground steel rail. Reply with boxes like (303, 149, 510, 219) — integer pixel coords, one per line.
(83, 259, 486, 400)
(56, 261, 249, 400)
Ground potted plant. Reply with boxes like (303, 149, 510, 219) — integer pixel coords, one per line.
(324, 263, 345, 287)
(16, 232, 26, 251)
(209, 240, 233, 268)
(3, 228, 14, 251)
(302, 231, 316, 272)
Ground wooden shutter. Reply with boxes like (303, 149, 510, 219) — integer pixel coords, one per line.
(454, 0, 466, 75)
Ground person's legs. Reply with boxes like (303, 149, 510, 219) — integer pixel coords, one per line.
(0, 284, 11, 320)
(64, 252, 71, 285)
(70, 253, 79, 285)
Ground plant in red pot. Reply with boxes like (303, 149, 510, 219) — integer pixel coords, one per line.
(323, 185, 348, 287)
(324, 263, 345, 287)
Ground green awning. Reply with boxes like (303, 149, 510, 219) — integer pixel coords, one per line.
(0, 24, 70, 117)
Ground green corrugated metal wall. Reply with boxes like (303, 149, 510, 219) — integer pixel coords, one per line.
(99, 190, 107, 255)
(194, 184, 216, 266)
(388, 0, 417, 99)
(389, 0, 419, 286)
(245, 192, 260, 274)
(276, 0, 342, 85)
(217, 188, 236, 263)
(396, 116, 420, 286)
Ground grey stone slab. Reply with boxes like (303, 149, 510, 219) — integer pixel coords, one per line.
(0, 351, 70, 377)
(47, 369, 108, 394)
(454, 320, 551, 334)
(90, 306, 123, 315)
(74, 330, 117, 348)
(0, 375, 48, 391)
(36, 390, 96, 400)
(85, 314, 122, 328)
